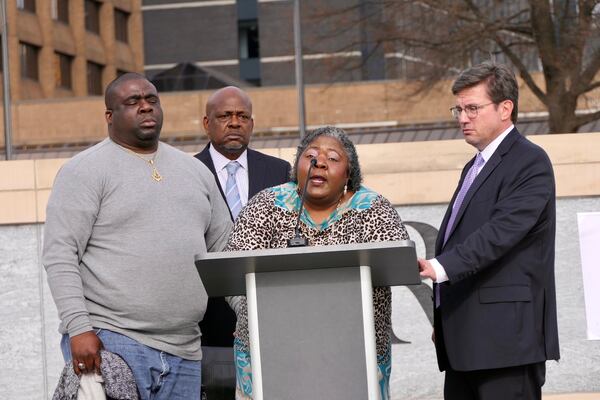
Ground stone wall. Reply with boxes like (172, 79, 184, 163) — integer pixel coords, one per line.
(1, 197, 599, 399)
(1, 133, 599, 398)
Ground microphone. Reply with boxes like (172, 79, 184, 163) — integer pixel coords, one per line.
(287, 158, 317, 247)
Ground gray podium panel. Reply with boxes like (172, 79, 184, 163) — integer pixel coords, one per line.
(254, 267, 369, 400)
(194, 241, 418, 400)
(195, 240, 419, 296)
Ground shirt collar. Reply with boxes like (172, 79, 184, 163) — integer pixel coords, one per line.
(479, 124, 514, 163)
(209, 144, 248, 172)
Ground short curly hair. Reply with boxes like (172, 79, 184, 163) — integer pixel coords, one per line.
(290, 126, 363, 191)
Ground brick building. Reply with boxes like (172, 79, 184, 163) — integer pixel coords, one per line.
(2, 0, 143, 100)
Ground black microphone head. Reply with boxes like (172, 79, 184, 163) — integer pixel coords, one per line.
(310, 158, 317, 166)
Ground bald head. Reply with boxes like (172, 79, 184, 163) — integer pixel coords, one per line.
(105, 72, 152, 109)
(205, 86, 252, 116)
(203, 86, 254, 160)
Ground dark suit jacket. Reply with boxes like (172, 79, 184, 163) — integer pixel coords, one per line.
(194, 144, 291, 346)
(433, 128, 560, 372)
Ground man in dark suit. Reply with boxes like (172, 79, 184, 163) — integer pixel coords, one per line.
(194, 86, 290, 397)
(418, 62, 560, 400)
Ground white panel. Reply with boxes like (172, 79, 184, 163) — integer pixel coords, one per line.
(245, 273, 263, 399)
(577, 212, 600, 340)
(360, 266, 381, 400)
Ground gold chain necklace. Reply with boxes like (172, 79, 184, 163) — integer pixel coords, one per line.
(117, 144, 163, 182)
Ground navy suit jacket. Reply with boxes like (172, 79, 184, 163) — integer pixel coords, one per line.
(194, 144, 291, 346)
(433, 128, 560, 372)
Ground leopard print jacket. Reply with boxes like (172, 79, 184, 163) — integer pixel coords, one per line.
(225, 182, 410, 365)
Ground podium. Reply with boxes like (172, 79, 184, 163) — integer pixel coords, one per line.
(195, 240, 419, 400)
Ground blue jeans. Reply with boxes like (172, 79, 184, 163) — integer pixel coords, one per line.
(61, 329, 201, 400)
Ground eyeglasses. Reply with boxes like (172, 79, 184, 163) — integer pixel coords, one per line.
(450, 102, 494, 119)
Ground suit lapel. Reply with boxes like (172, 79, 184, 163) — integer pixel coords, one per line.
(197, 144, 228, 204)
(442, 128, 521, 249)
(436, 163, 470, 254)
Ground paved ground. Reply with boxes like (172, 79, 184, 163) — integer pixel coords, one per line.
(545, 394, 600, 399)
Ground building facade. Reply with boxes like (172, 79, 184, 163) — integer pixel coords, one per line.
(2, 0, 143, 100)
(142, 0, 399, 88)
(142, 0, 545, 89)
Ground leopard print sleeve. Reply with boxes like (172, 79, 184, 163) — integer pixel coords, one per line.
(361, 194, 409, 243)
(225, 189, 277, 252)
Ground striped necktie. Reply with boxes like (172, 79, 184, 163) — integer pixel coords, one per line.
(443, 153, 485, 245)
(225, 161, 242, 219)
(437, 153, 485, 308)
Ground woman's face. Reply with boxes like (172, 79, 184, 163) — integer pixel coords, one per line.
(297, 135, 350, 207)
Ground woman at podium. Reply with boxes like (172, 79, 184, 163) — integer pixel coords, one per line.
(225, 126, 409, 400)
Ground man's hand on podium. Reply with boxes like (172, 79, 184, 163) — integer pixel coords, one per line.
(418, 258, 437, 281)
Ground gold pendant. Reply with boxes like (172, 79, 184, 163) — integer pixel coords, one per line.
(152, 167, 162, 182)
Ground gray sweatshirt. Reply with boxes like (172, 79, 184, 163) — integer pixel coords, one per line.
(43, 138, 232, 360)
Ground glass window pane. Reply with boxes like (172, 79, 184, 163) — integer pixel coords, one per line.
(55, 52, 73, 89)
(85, 0, 100, 34)
(87, 62, 103, 95)
(114, 9, 129, 43)
(52, 0, 70, 24)
(20, 42, 40, 81)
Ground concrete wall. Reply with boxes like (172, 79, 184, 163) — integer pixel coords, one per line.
(1, 132, 599, 225)
(1, 133, 599, 398)
(1, 198, 599, 399)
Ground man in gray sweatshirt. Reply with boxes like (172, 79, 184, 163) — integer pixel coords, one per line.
(43, 72, 232, 399)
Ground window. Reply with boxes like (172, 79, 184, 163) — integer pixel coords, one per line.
(114, 9, 129, 43)
(238, 20, 260, 59)
(17, 0, 36, 13)
(52, 0, 69, 24)
(85, 0, 100, 34)
(54, 52, 73, 89)
(87, 61, 103, 95)
(20, 42, 40, 81)
(238, 19, 261, 84)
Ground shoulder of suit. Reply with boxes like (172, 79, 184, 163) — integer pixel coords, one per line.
(502, 131, 552, 168)
(192, 144, 210, 160)
(248, 148, 291, 167)
(511, 130, 548, 155)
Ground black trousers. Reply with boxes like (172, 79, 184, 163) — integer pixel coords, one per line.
(444, 362, 546, 400)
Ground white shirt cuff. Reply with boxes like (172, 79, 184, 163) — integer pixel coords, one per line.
(430, 258, 449, 283)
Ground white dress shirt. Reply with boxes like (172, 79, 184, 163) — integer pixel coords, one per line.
(209, 145, 249, 206)
(431, 124, 514, 283)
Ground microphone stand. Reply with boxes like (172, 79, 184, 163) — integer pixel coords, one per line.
(287, 158, 316, 247)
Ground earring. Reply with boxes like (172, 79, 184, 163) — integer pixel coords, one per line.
(343, 183, 348, 195)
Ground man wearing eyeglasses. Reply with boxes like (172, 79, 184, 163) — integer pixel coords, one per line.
(418, 62, 559, 400)
(194, 86, 291, 398)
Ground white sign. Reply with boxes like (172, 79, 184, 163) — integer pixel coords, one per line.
(577, 212, 600, 340)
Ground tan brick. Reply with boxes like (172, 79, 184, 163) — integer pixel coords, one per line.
(0, 160, 35, 190)
(35, 159, 68, 189)
(0, 191, 37, 224)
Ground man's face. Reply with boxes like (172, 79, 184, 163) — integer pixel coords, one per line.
(203, 91, 254, 160)
(454, 83, 512, 151)
(105, 79, 163, 151)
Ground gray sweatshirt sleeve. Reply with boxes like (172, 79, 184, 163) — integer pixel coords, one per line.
(204, 177, 233, 253)
(42, 162, 100, 337)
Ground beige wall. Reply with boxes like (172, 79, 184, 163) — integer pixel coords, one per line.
(4, 74, 599, 148)
(1, 132, 599, 225)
